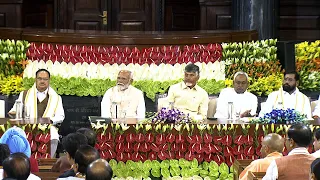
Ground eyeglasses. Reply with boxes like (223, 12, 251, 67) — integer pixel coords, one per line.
(37, 77, 49, 81)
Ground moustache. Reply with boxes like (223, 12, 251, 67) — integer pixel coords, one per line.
(117, 83, 125, 86)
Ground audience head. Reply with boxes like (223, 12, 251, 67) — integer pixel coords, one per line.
(35, 68, 51, 92)
(260, 133, 284, 158)
(77, 128, 96, 147)
(117, 70, 133, 91)
(310, 158, 320, 180)
(3, 152, 30, 180)
(286, 123, 312, 151)
(0, 127, 31, 158)
(73, 145, 100, 177)
(313, 128, 320, 151)
(62, 132, 88, 163)
(0, 144, 10, 166)
(283, 71, 299, 93)
(233, 71, 249, 94)
(86, 159, 113, 180)
(184, 63, 200, 88)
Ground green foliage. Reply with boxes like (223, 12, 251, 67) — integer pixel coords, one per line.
(23, 76, 225, 100)
(109, 159, 233, 179)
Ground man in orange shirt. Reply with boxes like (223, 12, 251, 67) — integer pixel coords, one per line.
(239, 133, 284, 180)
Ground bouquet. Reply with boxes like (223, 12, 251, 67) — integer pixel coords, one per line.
(151, 107, 191, 124)
(253, 109, 306, 124)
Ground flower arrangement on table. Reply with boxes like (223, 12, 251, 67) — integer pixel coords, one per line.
(150, 108, 192, 124)
(295, 40, 320, 91)
(252, 109, 306, 124)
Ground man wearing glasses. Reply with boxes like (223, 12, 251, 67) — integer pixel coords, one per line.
(259, 71, 312, 119)
(8, 68, 65, 158)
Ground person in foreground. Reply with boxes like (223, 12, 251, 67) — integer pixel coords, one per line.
(0, 127, 38, 172)
(166, 63, 209, 120)
(59, 133, 88, 178)
(86, 159, 113, 180)
(239, 133, 284, 180)
(58, 145, 100, 179)
(215, 71, 258, 118)
(2, 153, 40, 180)
(263, 123, 315, 180)
(52, 128, 96, 173)
(310, 158, 320, 180)
(259, 71, 312, 118)
(312, 128, 320, 158)
(101, 70, 145, 119)
(8, 69, 65, 157)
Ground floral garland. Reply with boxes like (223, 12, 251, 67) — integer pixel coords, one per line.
(149, 108, 192, 124)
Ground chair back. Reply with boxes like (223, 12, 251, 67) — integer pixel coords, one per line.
(233, 159, 253, 180)
(33, 172, 61, 180)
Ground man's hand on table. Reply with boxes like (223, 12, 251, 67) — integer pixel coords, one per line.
(240, 110, 252, 118)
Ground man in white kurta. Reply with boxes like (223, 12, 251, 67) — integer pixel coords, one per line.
(214, 71, 258, 119)
(101, 70, 145, 119)
(259, 71, 312, 118)
(8, 69, 65, 158)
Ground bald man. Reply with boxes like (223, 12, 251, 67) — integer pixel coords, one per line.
(239, 133, 284, 180)
(101, 70, 145, 119)
(86, 159, 113, 180)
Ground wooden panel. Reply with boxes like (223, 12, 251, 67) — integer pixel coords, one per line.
(279, 0, 320, 40)
(199, 0, 232, 30)
(111, 0, 155, 31)
(22, 0, 54, 28)
(165, 0, 200, 30)
(0, 4, 22, 28)
(67, 0, 107, 30)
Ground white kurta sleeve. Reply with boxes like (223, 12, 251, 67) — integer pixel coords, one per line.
(199, 92, 209, 118)
(259, 92, 276, 117)
(136, 91, 146, 119)
(101, 89, 112, 118)
(313, 96, 320, 117)
(303, 95, 312, 119)
(250, 95, 258, 116)
(262, 160, 278, 180)
(50, 96, 65, 124)
(214, 89, 228, 118)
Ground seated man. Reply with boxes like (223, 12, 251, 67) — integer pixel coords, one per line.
(312, 128, 320, 158)
(259, 71, 312, 118)
(57, 145, 100, 180)
(1, 153, 40, 180)
(52, 128, 96, 173)
(0, 127, 39, 172)
(59, 133, 88, 178)
(239, 133, 284, 180)
(214, 71, 257, 118)
(166, 63, 209, 120)
(8, 69, 65, 157)
(101, 70, 145, 119)
(86, 159, 113, 180)
(263, 123, 315, 180)
(313, 95, 320, 119)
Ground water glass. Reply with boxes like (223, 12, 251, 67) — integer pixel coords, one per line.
(15, 100, 23, 119)
(24, 105, 30, 120)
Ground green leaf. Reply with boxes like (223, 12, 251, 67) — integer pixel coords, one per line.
(219, 163, 229, 174)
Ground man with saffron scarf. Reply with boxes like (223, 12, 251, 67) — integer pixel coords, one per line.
(8, 69, 65, 157)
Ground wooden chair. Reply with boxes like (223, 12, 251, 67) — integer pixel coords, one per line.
(38, 158, 57, 172)
(247, 172, 266, 180)
(233, 159, 253, 180)
(33, 172, 61, 180)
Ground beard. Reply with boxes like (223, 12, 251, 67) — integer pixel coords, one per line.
(282, 84, 295, 93)
(117, 83, 129, 91)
